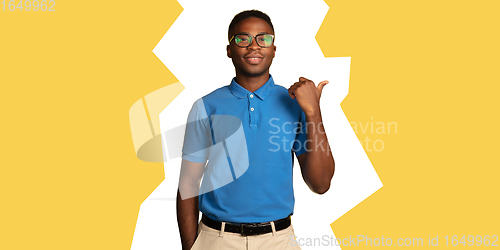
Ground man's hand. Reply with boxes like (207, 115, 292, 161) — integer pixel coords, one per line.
(288, 77, 329, 116)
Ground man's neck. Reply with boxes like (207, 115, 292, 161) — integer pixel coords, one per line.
(234, 73, 270, 93)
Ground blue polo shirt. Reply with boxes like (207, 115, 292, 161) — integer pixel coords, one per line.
(182, 75, 307, 223)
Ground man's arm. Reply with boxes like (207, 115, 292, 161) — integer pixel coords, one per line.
(177, 159, 206, 250)
(289, 77, 335, 194)
(296, 112, 334, 194)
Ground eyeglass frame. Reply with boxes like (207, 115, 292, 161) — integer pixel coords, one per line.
(229, 33, 275, 48)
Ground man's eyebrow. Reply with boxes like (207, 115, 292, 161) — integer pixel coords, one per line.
(235, 32, 271, 35)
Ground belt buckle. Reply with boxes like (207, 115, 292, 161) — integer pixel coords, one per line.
(240, 224, 246, 236)
(240, 223, 258, 236)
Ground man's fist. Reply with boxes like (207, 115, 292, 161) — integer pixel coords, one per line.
(288, 77, 329, 116)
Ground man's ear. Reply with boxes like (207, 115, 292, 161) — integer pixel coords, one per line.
(272, 45, 276, 58)
(227, 45, 231, 58)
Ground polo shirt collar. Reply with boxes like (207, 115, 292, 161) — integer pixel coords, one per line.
(229, 75, 275, 100)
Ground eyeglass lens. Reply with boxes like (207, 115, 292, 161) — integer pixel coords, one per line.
(235, 34, 273, 47)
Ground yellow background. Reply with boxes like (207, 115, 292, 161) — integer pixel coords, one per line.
(1, 0, 498, 249)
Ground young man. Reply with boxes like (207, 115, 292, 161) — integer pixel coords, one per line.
(177, 10, 334, 250)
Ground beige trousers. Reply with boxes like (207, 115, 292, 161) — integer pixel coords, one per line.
(190, 220, 302, 250)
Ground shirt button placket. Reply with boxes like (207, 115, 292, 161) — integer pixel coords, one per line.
(249, 93, 257, 127)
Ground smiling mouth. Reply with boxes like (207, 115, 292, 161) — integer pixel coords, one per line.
(245, 57, 263, 64)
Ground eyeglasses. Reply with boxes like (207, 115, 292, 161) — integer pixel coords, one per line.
(229, 34, 275, 48)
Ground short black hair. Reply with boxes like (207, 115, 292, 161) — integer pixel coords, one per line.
(228, 10, 274, 41)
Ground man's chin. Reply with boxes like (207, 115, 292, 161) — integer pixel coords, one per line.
(240, 69, 269, 78)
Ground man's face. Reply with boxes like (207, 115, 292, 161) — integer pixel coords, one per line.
(227, 17, 276, 78)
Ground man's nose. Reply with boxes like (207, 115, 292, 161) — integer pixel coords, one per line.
(248, 38, 260, 50)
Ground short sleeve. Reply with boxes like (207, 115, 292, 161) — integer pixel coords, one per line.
(293, 110, 308, 156)
(182, 98, 212, 163)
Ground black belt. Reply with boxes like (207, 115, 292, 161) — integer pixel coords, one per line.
(201, 214, 291, 236)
